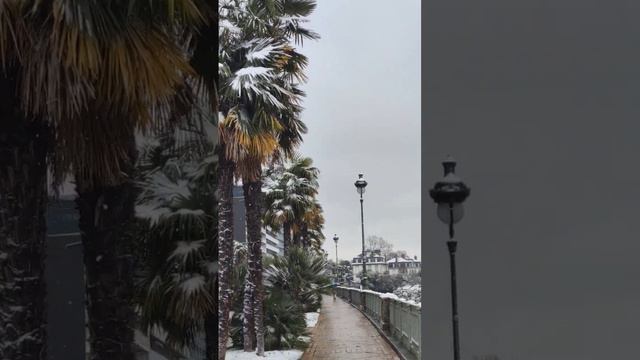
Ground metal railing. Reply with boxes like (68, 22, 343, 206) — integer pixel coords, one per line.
(363, 291, 383, 324)
(389, 297, 421, 357)
(336, 286, 421, 359)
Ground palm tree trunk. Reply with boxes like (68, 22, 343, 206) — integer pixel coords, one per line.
(75, 128, 137, 360)
(77, 184, 136, 360)
(206, 202, 219, 360)
(241, 179, 255, 351)
(0, 93, 49, 360)
(241, 279, 255, 351)
(283, 221, 292, 254)
(217, 152, 235, 360)
(243, 180, 265, 354)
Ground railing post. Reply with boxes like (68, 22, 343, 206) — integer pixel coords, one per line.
(381, 297, 390, 332)
(413, 306, 422, 357)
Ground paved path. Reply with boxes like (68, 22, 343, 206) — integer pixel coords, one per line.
(302, 295, 400, 360)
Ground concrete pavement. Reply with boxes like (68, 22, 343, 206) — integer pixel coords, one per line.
(302, 295, 401, 360)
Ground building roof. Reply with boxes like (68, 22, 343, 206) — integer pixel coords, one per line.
(387, 257, 420, 263)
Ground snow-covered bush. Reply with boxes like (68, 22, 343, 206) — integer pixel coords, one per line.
(393, 284, 421, 304)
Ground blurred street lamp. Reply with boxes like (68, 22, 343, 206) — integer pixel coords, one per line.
(429, 156, 470, 360)
(333, 234, 339, 283)
(354, 173, 368, 289)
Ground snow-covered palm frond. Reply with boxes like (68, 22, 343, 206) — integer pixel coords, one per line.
(136, 162, 212, 237)
(134, 120, 217, 351)
(218, 0, 317, 177)
(220, 18, 241, 36)
(134, 203, 172, 227)
(230, 66, 273, 92)
(265, 247, 330, 310)
(169, 240, 207, 264)
(242, 38, 286, 63)
(162, 272, 215, 332)
(147, 172, 191, 202)
(262, 155, 321, 239)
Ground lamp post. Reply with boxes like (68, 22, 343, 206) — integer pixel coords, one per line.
(354, 173, 368, 289)
(429, 156, 470, 360)
(333, 234, 339, 283)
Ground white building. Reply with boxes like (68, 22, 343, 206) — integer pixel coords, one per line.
(233, 185, 285, 256)
(262, 227, 285, 256)
(351, 250, 421, 283)
(387, 256, 421, 276)
(351, 250, 388, 283)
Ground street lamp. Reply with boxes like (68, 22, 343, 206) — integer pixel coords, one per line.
(354, 173, 368, 289)
(429, 156, 470, 360)
(333, 234, 339, 283)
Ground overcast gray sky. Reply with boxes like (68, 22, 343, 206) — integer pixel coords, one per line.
(424, 0, 640, 359)
(299, 0, 422, 262)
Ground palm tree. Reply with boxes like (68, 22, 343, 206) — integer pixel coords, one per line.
(263, 155, 320, 252)
(67, 5, 210, 358)
(298, 200, 325, 251)
(216, 111, 278, 357)
(0, 1, 213, 358)
(218, 0, 318, 356)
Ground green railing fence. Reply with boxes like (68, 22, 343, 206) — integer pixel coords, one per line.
(336, 286, 421, 359)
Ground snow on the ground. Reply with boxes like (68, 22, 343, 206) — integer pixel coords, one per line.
(298, 336, 311, 343)
(226, 350, 303, 360)
(305, 312, 319, 328)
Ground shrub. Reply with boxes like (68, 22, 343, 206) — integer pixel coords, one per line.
(230, 247, 329, 349)
(263, 287, 307, 350)
(265, 246, 331, 312)
(367, 273, 405, 293)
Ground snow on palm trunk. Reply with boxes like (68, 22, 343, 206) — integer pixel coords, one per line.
(242, 182, 256, 351)
(243, 181, 265, 356)
(217, 154, 235, 360)
(282, 222, 292, 255)
(76, 129, 137, 360)
(0, 102, 49, 360)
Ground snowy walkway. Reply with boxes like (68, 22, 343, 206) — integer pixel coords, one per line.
(302, 295, 400, 360)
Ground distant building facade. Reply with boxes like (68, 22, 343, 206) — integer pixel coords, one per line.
(351, 250, 387, 283)
(232, 185, 285, 256)
(351, 250, 421, 283)
(387, 256, 421, 276)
